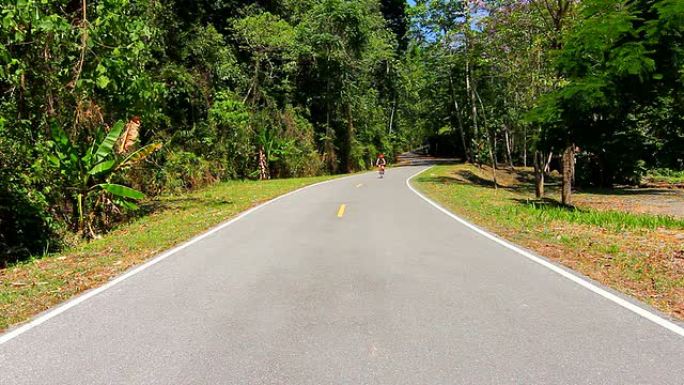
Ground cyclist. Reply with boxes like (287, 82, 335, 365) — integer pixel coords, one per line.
(375, 153, 387, 178)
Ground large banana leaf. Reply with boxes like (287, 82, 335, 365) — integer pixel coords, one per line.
(117, 142, 162, 170)
(88, 159, 116, 175)
(114, 199, 140, 211)
(95, 121, 125, 160)
(96, 183, 144, 200)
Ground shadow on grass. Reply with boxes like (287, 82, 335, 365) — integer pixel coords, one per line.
(420, 169, 546, 193)
(418, 172, 497, 188)
(512, 169, 537, 184)
(510, 197, 577, 211)
(138, 197, 235, 216)
(454, 170, 499, 188)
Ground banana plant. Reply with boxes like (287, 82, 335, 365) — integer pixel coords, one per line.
(49, 120, 161, 236)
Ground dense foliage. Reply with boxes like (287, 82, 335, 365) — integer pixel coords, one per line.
(0, 0, 411, 261)
(405, 0, 683, 191)
(2, 0, 682, 262)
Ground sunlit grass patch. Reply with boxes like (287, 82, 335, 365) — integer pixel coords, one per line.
(506, 200, 684, 231)
(644, 168, 684, 184)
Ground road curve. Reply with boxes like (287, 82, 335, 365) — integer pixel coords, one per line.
(1, 166, 683, 384)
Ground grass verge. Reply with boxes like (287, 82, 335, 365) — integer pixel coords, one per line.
(0, 175, 337, 331)
(413, 164, 684, 320)
(643, 169, 684, 186)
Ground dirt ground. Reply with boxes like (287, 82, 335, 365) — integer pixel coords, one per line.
(575, 187, 684, 219)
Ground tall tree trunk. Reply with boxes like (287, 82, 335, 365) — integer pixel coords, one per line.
(561, 145, 574, 205)
(571, 148, 577, 185)
(488, 128, 497, 189)
(388, 96, 396, 134)
(474, 87, 497, 188)
(345, 103, 355, 173)
(466, 61, 478, 144)
(323, 52, 336, 173)
(492, 131, 498, 167)
(523, 126, 527, 168)
(504, 125, 514, 169)
(534, 151, 544, 198)
(464, 4, 478, 159)
(448, 73, 470, 162)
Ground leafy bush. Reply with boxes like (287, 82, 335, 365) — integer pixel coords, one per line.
(0, 120, 60, 263)
(208, 92, 254, 178)
(155, 151, 218, 192)
(268, 108, 324, 177)
(0, 183, 57, 265)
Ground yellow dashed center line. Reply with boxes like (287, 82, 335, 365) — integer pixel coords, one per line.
(337, 204, 346, 218)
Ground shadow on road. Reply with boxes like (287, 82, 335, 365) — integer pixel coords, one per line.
(395, 152, 461, 166)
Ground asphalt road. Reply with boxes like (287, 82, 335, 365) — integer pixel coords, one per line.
(1, 166, 683, 384)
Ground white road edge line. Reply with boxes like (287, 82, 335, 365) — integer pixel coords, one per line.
(406, 166, 684, 338)
(0, 174, 359, 346)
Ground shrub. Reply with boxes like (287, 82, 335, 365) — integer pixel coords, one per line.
(0, 178, 58, 265)
(156, 150, 218, 192)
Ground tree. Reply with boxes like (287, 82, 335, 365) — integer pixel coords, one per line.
(296, 0, 395, 172)
(533, 0, 682, 190)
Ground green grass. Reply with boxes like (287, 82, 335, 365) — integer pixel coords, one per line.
(497, 199, 684, 231)
(0, 174, 338, 331)
(416, 171, 684, 232)
(413, 164, 684, 320)
(644, 168, 684, 184)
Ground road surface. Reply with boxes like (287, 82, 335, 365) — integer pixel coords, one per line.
(1, 166, 683, 384)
